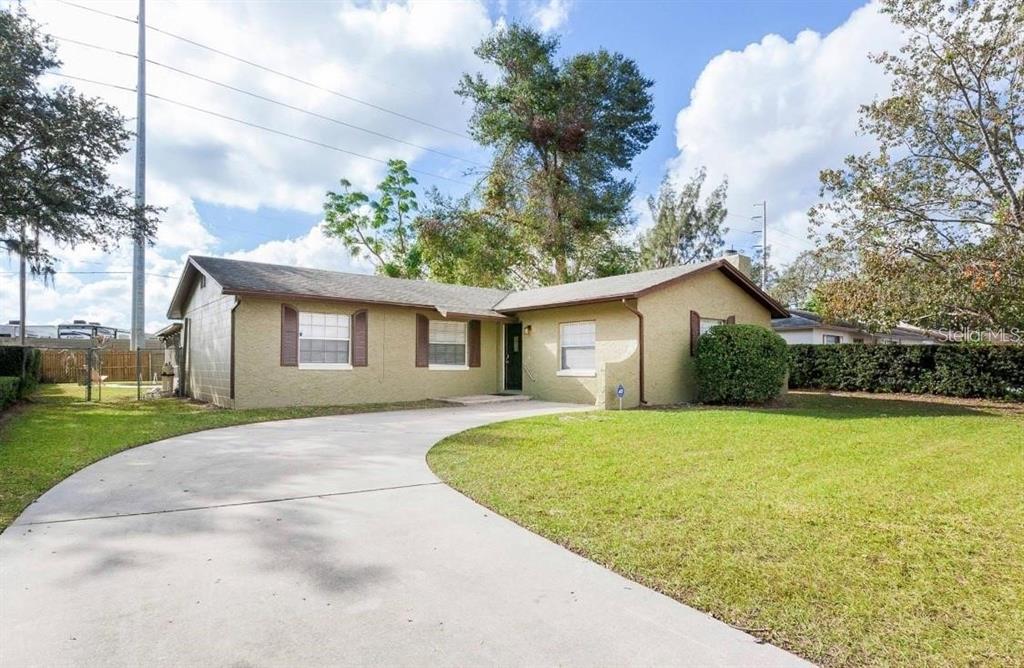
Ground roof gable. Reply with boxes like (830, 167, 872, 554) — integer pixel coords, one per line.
(493, 259, 788, 318)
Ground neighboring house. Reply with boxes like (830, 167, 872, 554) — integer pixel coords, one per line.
(772, 309, 939, 345)
(166, 254, 788, 409)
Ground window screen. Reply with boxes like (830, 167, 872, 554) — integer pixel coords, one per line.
(699, 317, 725, 337)
(560, 321, 596, 371)
(299, 312, 351, 364)
(429, 320, 467, 366)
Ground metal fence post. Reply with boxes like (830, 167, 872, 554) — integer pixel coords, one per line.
(85, 348, 93, 402)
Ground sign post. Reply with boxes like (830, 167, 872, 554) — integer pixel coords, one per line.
(616, 383, 625, 410)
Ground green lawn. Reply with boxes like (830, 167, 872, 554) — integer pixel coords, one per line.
(0, 384, 445, 530)
(428, 393, 1024, 667)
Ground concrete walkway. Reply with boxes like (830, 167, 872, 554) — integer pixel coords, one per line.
(0, 402, 810, 667)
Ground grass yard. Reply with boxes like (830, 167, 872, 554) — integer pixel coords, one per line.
(0, 384, 445, 530)
(428, 392, 1024, 667)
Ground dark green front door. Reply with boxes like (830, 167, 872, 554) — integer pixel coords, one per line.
(504, 323, 523, 391)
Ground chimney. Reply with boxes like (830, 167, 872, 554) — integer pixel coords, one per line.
(723, 249, 753, 278)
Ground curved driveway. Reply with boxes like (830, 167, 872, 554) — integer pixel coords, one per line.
(1, 401, 808, 667)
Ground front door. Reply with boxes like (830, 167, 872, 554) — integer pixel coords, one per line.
(504, 323, 523, 391)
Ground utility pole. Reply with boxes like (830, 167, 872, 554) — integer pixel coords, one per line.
(752, 200, 768, 288)
(132, 0, 146, 400)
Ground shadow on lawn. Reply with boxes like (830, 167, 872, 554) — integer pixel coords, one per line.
(751, 392, 1006, 420)
(645, 392, 1012, 420)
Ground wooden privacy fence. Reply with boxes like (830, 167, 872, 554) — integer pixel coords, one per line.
(39, 349, 164, 383)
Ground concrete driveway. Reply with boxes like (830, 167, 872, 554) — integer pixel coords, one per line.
(0, 401, 809, 667)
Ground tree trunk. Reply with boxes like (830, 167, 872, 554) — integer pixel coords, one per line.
(546, 178, 568, 284)
(19, 222, 27, 379)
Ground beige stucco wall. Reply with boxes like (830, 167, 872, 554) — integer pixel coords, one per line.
(515, 301, 641, 409)
(232, 297, 500, 409)
(182, 275, 234, 407)
(639, 270, 772, 405)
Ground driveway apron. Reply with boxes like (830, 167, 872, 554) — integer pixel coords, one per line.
(0, 401, 810, 667)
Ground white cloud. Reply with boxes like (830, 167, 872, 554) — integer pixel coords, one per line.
(530, 0, 573, 33)
(3, 0, 496, 332)
(669, 1, 903, 265)
(226, 224, 373, 274)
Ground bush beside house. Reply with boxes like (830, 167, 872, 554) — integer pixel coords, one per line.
(695, 325, 789, 404)
(789, 344, 1024, 400)
(0, 347, 43, 407)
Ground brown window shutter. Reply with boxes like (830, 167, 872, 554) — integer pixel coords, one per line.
(351, 310, 368, 367)
(726, 315, 736, 325)
(281, 304, 298, 366)
(415, 314, 429, 367)
(689, 310, 701, 357)
(468, 320, 481, 368)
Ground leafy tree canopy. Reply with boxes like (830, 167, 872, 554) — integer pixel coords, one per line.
(810, 0, 1024, 330)
(638, 167, 728, 270)
(0, 7, 158, 275)
(456, 24, 657, 285)
(323, 159, 423, 279)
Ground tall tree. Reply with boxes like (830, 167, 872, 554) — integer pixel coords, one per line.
(638, 168, 728, 269)
(1, 7, 158, 370)
(323, 159, 423, 279)
(810, 0, 1024, 330)
(748, 246, 779, 292)
(770, 246, 852, 309)
(416, 189, 525, 289)
(457, 24, 657, 285)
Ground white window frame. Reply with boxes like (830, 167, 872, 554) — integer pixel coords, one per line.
(699, 317, 726, 337)
(557, 320, 596, 377)
(822, 334, 843, 345)
(428, 320, 469, 371)
(298, 311, 352, 370)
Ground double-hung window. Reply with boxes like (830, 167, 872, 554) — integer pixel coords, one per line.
(699, 317, 725, 337)
(429, 320, 467, 368)
(559, 321, 596, 376)
(822, 334, 842, 345)
(298, 312, 351, 368)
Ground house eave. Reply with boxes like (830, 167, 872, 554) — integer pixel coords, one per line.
(220, 289, 509, 321)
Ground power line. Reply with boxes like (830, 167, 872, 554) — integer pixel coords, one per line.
(49, 73, 474, 187)
(53, 72, 136, 94)
(0, 271, 179, 279)
(53, 35, 484, 168)
(57, 0, 137, 25)
(56, 0, 472, 141)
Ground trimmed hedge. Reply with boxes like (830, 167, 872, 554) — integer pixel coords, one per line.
(0, 347, 42, 400)
(0, 376, 19, 409)
(695, 324, 789, 404)
(788, 344, 1024, 400)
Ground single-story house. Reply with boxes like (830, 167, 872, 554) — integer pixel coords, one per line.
(771, 308, 939, 345)
(165, 254, 788, 409)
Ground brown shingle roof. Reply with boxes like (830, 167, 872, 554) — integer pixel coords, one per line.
(494, 259, 788, 317)
(167, 255, 788, 320)
(169, 256, 510, 319)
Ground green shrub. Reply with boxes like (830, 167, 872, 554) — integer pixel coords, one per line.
(0, 376, 19, 409)
(0, 347, 42, 399)
(788, 344, 1024, 400)
(695, 324, 789, 404)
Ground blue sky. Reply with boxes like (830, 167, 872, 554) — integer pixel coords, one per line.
(2, 0, 898, 331)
